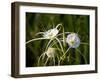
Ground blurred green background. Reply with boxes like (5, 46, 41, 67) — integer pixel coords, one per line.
(26, 12, 89, 67)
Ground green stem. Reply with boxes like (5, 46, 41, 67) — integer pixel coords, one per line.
(60, 47, 70, 61)
(76, 48, 87, 64)
(38, 53, 45, 66)
(62, 27, 66, 47)
(57, 55, 60, 66)
(55, 37, 64, 54)
(44, 58, 49, 66)
(56, 23, 62, 31)
(57, 32, 71, 37)
(53, 56, 55, 66)
(45, 39, 53, 51)
(80, 42, 89, 45)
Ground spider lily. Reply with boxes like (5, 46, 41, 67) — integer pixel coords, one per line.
(44, 47, 56, 66)
(26, 24, 64, 55)
(66, 33, 80, 48)
(26, 24, 64, 66)
(45, 47, 56, 58)
(59, 33, 88, 65)
(61, 33, 80, 59)
(43, 28, 59, 39)
(26, 24, 61, 44)
(38, 47, 56, 66)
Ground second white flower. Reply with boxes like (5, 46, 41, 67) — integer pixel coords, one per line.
(66, 33, 80, 48)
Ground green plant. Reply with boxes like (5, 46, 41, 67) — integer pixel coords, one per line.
(26, 13, 89, 67)
(26, 23, 88, 66)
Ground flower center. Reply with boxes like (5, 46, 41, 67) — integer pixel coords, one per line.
(70, 40, 75, 45)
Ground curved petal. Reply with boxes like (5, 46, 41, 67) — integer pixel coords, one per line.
(26, 38, 48, 44)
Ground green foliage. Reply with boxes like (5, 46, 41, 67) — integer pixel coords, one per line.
(26, 13, 89, 67)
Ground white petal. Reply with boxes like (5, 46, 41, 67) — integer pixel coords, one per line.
(43, 28, 59, 39)
(46, 47, 56, 58)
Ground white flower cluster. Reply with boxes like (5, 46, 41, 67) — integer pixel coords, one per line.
(43, 28, 59, 39)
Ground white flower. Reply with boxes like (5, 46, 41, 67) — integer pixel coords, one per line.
(66, 33, 80, 48)
(46, 47, 56, 58)
(43, 28, 59, 39)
